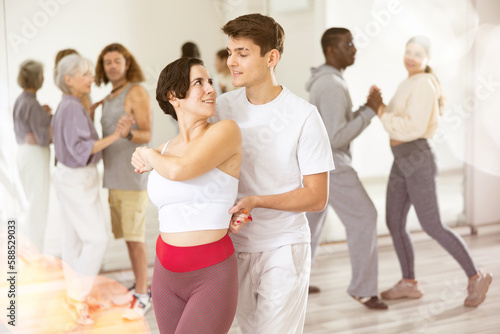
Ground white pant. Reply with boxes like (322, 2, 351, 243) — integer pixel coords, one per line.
(235, 243, 311, 334)
(53, 163, 109, 301)
(16, 144, 50, 252)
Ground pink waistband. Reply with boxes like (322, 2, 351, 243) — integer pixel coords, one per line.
(156, 234, 234, 273)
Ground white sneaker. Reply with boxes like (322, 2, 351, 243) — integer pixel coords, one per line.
(128, 283, 152, 299)
(122, 294, 151, 320)
(464, 270, 493, 307)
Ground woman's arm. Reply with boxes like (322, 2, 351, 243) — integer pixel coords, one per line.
(380, 78, 437, 141)
(132, 120, 241, 181)
(90, 115, 131, 154)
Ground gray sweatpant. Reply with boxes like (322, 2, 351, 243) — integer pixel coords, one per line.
(307, 167, 379, 298)
(386, 139, 477, 279)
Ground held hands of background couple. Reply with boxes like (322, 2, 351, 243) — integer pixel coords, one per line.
(131, 146, 154, 174)
(116, 114, 136, 137)
(42, 105, 52, 116)
(366, 85, 383, 112)
(228, 197, 255, 234)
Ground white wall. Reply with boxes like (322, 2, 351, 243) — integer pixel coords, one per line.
(465, 0, 500, 225)
(0, 0, 30, 225)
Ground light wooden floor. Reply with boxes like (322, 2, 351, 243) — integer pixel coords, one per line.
(1, 223, 498, 334)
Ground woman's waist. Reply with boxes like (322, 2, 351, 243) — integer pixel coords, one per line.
(160, 229, 228, 247)
(390, 138, 434, 157)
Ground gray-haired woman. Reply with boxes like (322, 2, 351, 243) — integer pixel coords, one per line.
(13, 60, 52, 253)
(51, 54, 131, 325)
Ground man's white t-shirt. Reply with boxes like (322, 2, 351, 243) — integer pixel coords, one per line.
(213, 86, 334, 253)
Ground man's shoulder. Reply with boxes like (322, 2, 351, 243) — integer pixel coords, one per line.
(126, 83, 149, 98)
(280, 87, 317, 115)
(310, 72, 343, 91)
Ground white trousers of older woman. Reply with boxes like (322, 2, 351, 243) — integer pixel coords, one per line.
(53, 162, 109, 302)
(16, 144, 50, 252)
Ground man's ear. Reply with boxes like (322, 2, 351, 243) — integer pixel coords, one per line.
(267, 49, 281, 70)
(326, 45, 336, 58)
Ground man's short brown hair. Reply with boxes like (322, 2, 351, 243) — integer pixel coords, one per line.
(222, 13, 285, 56)
(95, 43, 145, 86)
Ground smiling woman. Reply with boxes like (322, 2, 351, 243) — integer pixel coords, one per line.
(130, 57, 242, 333)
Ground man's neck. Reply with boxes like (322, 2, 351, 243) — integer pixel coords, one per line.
(24, 88, 37, 94)
(245, 77, 282, 105)
(325, 59, 344, 72)
(111, 78, 128, 90)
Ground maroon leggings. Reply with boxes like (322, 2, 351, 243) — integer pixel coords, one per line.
(152, 235, 238, 334)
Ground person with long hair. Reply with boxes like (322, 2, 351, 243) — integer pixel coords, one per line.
(379, 36, 492, 307)
(95, 43, 153, 319)
(131, 57, 241, 333)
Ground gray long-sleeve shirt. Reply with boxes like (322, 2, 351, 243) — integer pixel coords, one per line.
(13, 91, 52, 146)
(305, 64, 376, 173)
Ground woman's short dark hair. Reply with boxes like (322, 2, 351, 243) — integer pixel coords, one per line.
(156, 57, 204, 121)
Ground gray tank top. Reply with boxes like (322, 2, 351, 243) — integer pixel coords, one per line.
(101, 83, 148, 190)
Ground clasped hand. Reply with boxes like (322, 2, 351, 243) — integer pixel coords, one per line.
(131, 146, 154, 174)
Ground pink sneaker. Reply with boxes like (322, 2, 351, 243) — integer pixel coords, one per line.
(464, 271, 492, 307)
(381, 280, 423, 300)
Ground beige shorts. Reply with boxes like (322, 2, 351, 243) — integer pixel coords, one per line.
(109, 189, 149, 243)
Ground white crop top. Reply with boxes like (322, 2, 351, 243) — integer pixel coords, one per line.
(147, 142, 239, 233)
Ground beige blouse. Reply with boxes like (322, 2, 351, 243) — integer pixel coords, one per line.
(380, 73, 440, 142)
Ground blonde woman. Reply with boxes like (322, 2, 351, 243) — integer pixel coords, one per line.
(379, 36, 492, 307)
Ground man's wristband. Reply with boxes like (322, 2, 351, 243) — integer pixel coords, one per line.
(127, 129, 134, 141)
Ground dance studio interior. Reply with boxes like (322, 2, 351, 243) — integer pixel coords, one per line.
(0, 0, 499, 333)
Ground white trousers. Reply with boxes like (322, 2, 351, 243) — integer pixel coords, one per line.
(16, 144, 50, 252)
(53, 162, 109, 301)
(235, 243, 311, 334)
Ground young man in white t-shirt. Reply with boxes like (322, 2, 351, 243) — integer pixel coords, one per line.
(211, 13, 334, 334)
